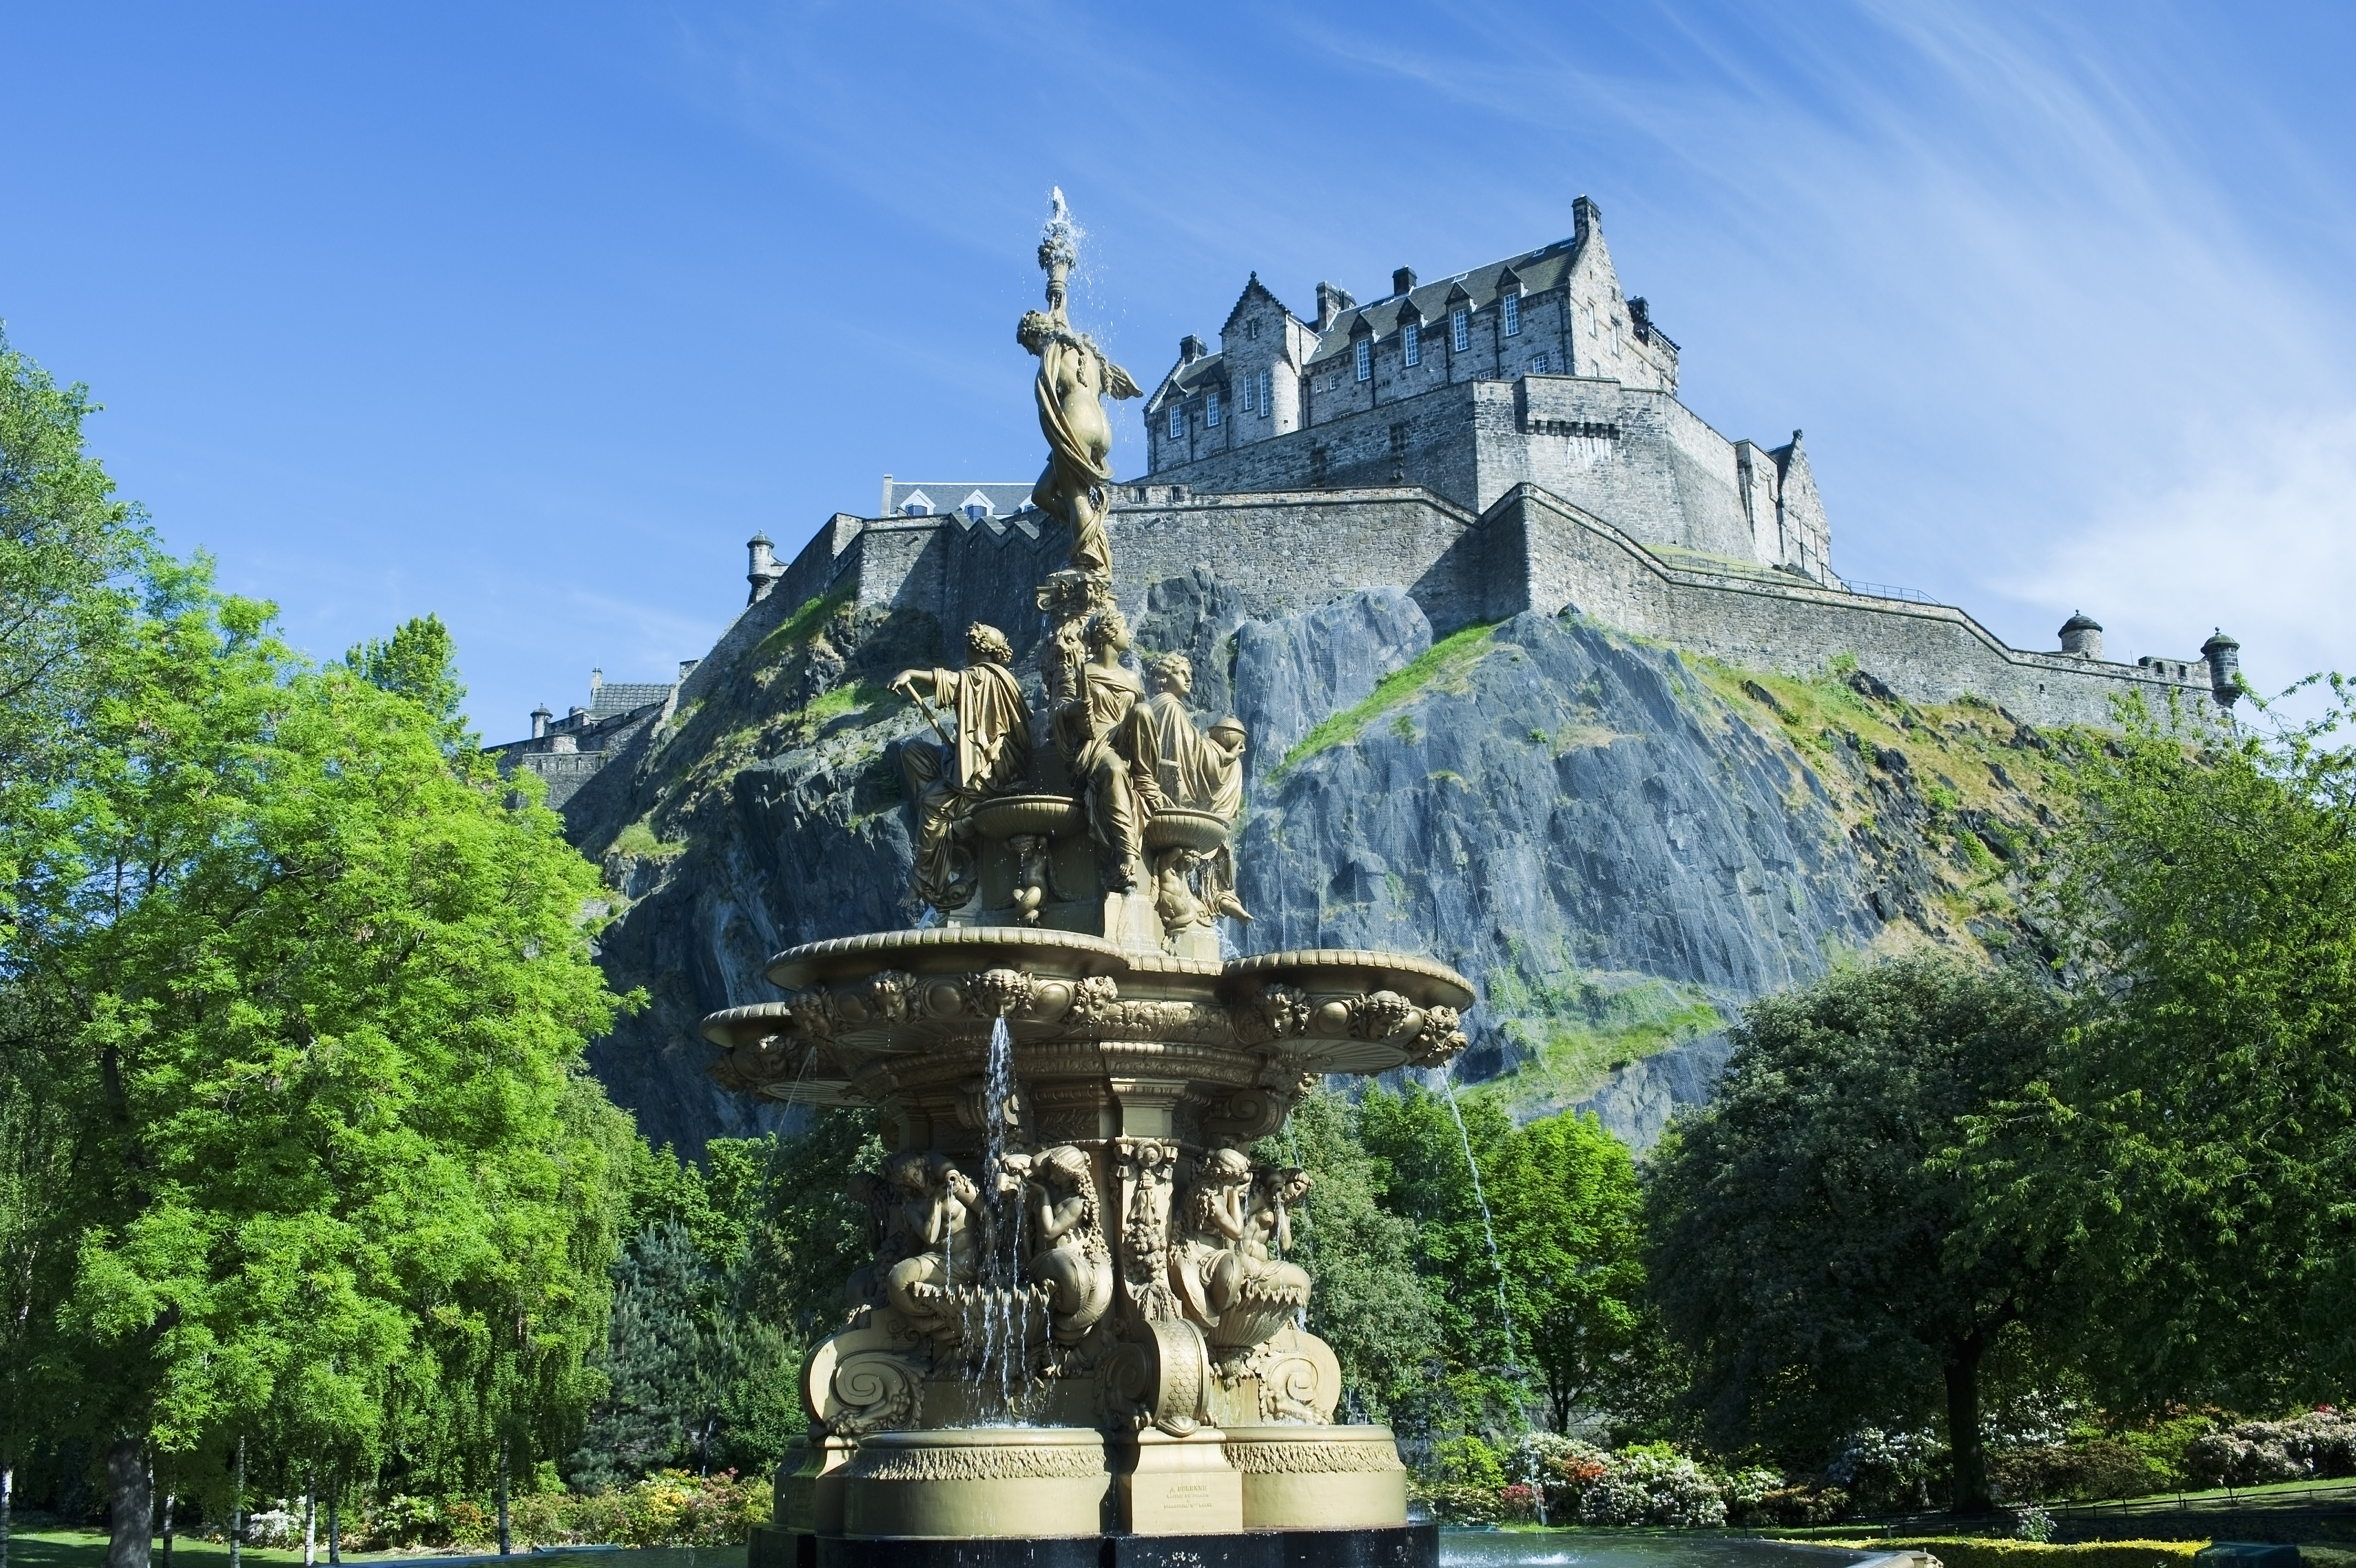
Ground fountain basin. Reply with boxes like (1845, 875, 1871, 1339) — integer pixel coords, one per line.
(972, 792, 1087, 841)
(1221, 1425, 1409, 1530)
(838, 1426, 1108, 1539)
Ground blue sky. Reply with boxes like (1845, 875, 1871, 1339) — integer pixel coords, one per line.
(5, 2, 2351, 737)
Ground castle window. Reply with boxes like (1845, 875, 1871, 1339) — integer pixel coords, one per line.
(1169, 404, 1184, 440)
(1503, 290, 1522, 336)
(1247, 319, 1261, 341)
(1207, 388, 1221, 427)
(1240, 375, 1255, 413)
(1258, 368, 1272, 413)
(1451, 308, 1469, 352)
(1530, 353, 1549, 374)
(1354, 338, 1372, 382)
(1403, 322, 1421, 367)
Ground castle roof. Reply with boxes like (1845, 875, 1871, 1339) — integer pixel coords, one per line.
(1304, 237, 1584, 367)
(589, 681, 674, 719)
(880, 479, 1036, 519)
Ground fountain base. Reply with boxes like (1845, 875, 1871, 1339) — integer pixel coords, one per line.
(752, 1521, 1438, 1568)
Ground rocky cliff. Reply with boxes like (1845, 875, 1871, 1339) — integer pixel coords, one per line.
(557, 576, 2063, 1155)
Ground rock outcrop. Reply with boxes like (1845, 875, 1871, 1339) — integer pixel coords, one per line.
(556, 578, 2060, 1155)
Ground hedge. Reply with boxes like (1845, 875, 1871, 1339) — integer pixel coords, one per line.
(1833, 1539, 2207, 1568)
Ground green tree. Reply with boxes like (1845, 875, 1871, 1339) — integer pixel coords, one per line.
(1356, 1083, 1525, 1433)
(1960, 686, 2356, 1412)
(1485, 1111, 1653, 1434)
(1258, 1088, 1440, 1422)
(1645, 956, 2068, 1512)
(2, 563, 633, 1562)
(569, 1222, 716, 1489)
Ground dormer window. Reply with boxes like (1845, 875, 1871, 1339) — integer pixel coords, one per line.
(1451, 308, 1469, 352)
(1354, 338, 1372, 382)
(1503, 290, 1522, 336)
(1207, 388, 1221, 427)
(1169, 404, 1184, 440)
(1403, 322, 1421, 367)
(899, 489, 934, 517)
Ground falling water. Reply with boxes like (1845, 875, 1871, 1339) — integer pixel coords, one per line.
(1437, 1070, 1548, 1520)
(973, 1014, 1025, 1423)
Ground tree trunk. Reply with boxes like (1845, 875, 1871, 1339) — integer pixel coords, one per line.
(497, 1437, 511, 1556)
(1944, 1338, 1992, 1513)
(104, 1437, 152, 1568)
(160, 1494, 174, 1568)
(4, 1460, 15, 1568)
(229, 1439, 243, 1568)
(302, 1466, 316, 1568)
(327, 1474, 340, 1566)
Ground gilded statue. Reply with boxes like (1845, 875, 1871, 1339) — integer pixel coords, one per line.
(1017, 1144, 1115, 1345)
(1021, 188, 1140, 584)
(1051, 609, 1162, 892)
(1171, 1149, 1312, 1348)
(874, 1152, 988, 1339)
(893, 622, 1031, 912)
(1138, 654, 1245, 820)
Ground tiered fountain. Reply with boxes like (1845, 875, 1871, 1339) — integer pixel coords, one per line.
(707, 191, 1472, 1568)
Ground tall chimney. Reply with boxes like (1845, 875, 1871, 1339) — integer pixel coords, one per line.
(1392, 267, 1417, 297)
(1315, 282, 1356, 334)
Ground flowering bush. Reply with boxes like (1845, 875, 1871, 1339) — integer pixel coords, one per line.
(238, 1505, 303, 1549)
(2186, 1410, 2356, 1488)
(1576, 1444, 1729, 1528)
(1828, 1427, 1944, 1514)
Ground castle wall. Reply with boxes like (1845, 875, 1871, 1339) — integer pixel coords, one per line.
(735, 484, 2213, 735)
(1499, 486, 2213, 726)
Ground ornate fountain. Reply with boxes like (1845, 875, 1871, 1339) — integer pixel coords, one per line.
(710, 191, 1469, 1568)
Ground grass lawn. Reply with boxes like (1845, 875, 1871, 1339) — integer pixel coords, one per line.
(7, 1533, 500, 1568)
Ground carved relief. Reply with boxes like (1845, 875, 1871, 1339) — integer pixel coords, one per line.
(1111, 1136, 1182, 1323)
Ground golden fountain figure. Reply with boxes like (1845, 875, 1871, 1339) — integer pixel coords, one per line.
(710, 192, 1467, 1568)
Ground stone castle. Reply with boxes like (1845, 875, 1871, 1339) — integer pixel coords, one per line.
(494, 198, 2239, 798)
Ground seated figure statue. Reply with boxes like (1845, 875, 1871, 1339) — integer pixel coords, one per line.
(1170, 1148, 1312, 1349)
(893, 623, 1031, 914)
(1050, 609, 1163, 893)
(874, 1152, 988, 1340)
(1019, 1144, 1114, 1346)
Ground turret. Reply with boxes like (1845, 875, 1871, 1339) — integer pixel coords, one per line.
(747, 532, 783, 604)
(2201, 630, 2242, 708)
(2058, 612, 2103, 660)
(530, 703, 552, 740)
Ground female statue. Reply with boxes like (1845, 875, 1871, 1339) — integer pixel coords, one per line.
(1022, 1145, 1114, 1345)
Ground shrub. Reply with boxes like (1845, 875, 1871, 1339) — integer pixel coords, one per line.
(1756, 1485, 1849, 1525)
(1850, 1540, 2201, 1568)
(1828, 1426, 1945, 1513)
(1576, 1444, 1729, 1528)
(2185, 1409, 2356, 1487)
(1991, 1437, 2168, 1502)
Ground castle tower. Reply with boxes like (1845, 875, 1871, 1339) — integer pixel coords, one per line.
(2058, 612, 2104, 660)
(2201, 630, 2242, 707)
(747, 533, 783, 604)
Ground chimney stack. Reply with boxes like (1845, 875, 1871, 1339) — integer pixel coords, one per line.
(1315, 282, 1356, 334)
(1179, 334, 1207, 364)
(1392, 267, 1417, 297)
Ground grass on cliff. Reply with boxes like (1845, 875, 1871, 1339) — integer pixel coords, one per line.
(1273, 620, 1500, 780)
(609, 818, 687, 859)
(1473, 963, 1725, 1118)
(753, 585, 852, 661)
